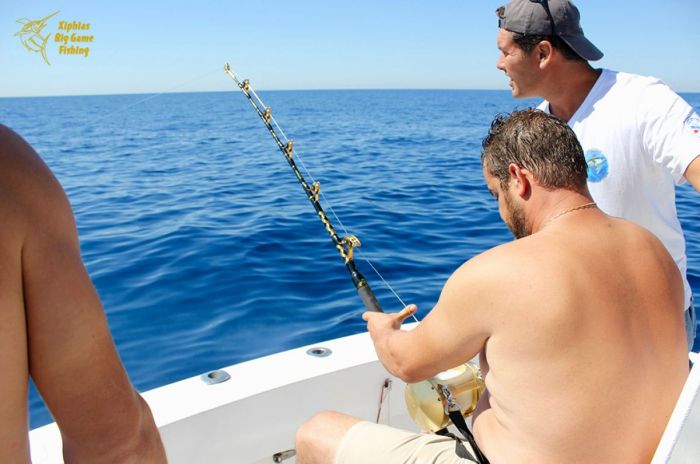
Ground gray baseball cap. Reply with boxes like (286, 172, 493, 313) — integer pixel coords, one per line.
(498, 0, 603, 61)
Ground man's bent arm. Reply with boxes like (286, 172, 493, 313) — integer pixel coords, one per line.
(366, 256, 496, 383)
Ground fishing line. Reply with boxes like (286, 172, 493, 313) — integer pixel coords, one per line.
(226, 63, 418, 316)
(362, 257, 418, 322)
(230, 64, 411, 315)
(90, 67, 221, 124)
(250, 78, 415, 317)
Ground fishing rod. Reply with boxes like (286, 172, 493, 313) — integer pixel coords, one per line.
(225, 63, 489, 463)
(224, 63, 383, 314)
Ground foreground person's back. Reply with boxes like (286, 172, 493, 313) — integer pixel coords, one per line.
(472, 209, 689, 463)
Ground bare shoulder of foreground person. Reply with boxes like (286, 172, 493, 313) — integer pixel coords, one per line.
(0, 125, 166, 463)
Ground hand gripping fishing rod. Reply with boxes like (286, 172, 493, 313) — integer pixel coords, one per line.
(224, 63, 383, 313)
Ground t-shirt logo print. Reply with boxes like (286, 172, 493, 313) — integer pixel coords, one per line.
(584, 149, 609, 183)
(685, 115, 700, 137)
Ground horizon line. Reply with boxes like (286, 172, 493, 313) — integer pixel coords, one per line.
(2, 86, 699, 100)
(0, 86, 514, 100)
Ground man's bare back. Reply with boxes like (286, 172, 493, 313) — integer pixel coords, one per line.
(0, 125, 165, 462)
(467, 211, 688, 463)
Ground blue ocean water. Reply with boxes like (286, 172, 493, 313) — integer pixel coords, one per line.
(0, 89, 698, 428)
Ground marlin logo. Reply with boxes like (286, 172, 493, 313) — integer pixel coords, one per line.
(15, 10, 60, 65)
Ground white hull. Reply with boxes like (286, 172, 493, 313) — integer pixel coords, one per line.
(29, 325, 700, 463)
(30, 327, 418, 463)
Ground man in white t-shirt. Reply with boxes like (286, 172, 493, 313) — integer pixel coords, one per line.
(495, 0, 700, 349)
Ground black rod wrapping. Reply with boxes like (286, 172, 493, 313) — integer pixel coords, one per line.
(228, 68, 383, 313)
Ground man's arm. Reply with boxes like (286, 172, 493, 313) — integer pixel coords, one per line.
(0, 126, 166, 462)
(684, 155, 700, 192)
(363, 255, 497, 383)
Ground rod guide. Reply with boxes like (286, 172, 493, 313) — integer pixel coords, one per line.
(341, 235, 361, 260)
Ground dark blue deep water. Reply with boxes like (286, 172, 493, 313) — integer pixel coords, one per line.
(0, 89, 698, 428)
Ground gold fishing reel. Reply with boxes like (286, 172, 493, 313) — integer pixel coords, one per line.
(405, 361, 485, 432)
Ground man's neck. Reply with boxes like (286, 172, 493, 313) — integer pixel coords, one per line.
(530, 189, 597, 234)
(544, 65, 602, 122)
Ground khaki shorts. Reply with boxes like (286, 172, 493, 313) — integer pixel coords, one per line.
(334, 421, 479, 464)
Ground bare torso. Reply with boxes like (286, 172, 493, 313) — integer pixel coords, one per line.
(470, 213, 688, 463)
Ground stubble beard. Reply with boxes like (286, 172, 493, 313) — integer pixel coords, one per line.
(504, 191, 531, 239)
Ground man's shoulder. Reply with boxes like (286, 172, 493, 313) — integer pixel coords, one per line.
(0, 125, 73, 232)
(0, 124, 24, 158)
(608, 215, 673, 254)
(608, 70, 681, 101)
(575, 70, 688, 135)
(0, 124, 42, 170)
(457, 238, 539, 279)
(439, 241, 536, 319)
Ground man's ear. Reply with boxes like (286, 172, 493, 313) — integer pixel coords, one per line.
(536, 40, 554, 68)
(508, 163, 531, 198)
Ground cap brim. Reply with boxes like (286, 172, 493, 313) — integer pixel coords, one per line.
(560, 34, 604, 61)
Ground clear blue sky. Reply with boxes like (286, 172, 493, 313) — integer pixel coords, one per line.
(2, 0, 699, 97)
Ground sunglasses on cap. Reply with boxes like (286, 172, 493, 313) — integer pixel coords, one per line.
(530, 0, 557, 35)
(498, 0, 557, 36)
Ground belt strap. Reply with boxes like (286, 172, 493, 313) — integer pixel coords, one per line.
(448, 410, 490, 464)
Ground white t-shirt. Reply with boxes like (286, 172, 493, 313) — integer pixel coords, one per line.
(540, 69, 700, 308)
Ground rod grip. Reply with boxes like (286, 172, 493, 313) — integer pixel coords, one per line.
(358, 284, 384, 313)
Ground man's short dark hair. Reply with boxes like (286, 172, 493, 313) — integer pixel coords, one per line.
(481, 109, 588, 191)
(512, 32, 584, 62)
